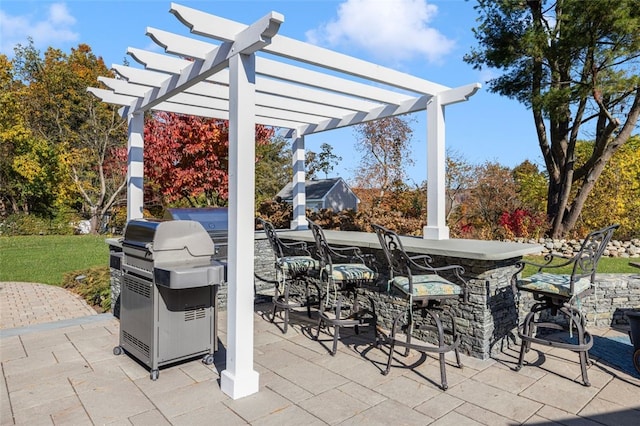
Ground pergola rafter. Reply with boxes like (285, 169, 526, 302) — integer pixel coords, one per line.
(88, 2, 480, 401)
(88, 3, 478, 135)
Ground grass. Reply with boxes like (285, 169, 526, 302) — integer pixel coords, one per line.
(0, 235, 110, 285)
(522, 255, 639, 276)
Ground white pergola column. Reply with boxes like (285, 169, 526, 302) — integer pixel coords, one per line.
(220, 52, 260, 399)
(290, 134, 307, 230)
(126, 112, 144, 222)
(423, 84, 481, 240)
(424, 95, 449, 240)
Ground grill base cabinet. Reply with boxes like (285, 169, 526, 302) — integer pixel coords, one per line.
(114, 219, 224, 380)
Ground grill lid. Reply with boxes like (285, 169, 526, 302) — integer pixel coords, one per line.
(123, 219, 215, 260)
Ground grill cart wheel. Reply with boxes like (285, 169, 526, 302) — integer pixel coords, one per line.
(113, 346, 123, 356)
(150, 369, 159, 381)
(634, 348, 640, 374)
(202, 354, 215, 365)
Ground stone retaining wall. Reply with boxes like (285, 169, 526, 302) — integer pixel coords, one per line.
(517, 273, 640, 328)
(512, 237, 640, 258)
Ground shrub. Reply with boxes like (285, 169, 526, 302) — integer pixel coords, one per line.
(499, 208, 548, 239)
(62, 266, 111, 312)
(0, 213, 52, 235)
(256, 199, 293, 229)
(0, 210, 81, 236)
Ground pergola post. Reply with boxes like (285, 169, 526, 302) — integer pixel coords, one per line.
(424, 95, 449, 240)
(290, 134, 307, 230)
(126, 112, 144, 222)
(220, 52, 260, 399)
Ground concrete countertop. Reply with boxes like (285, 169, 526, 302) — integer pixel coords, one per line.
(278, 229, 543, 261)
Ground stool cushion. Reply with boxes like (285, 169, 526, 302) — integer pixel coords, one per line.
(278, 256, 319, 274)
(391, 275, 463, 297)
(517, 272, 591, 297)
(327, 264, 377, 282)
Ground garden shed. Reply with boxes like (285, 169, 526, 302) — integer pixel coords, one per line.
(276, 178, 359, 212)
(88, 2, 480, 400)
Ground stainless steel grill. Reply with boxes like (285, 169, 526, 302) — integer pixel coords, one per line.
(114, 219, 225, 380)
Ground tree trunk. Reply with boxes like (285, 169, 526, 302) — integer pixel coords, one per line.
(89, 205, 100, 235)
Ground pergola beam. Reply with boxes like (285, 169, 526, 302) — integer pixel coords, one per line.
(171, 2, 450, 95)
(297, 94, 431, 135)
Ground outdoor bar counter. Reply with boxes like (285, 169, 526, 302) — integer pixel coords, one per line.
(278, 229, 543, 360)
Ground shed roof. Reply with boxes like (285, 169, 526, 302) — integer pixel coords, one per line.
(276, 178, 355, 201)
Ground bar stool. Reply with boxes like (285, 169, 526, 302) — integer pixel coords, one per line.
(372, 223, 468, 390)
(258, 218, 320, 334)
(308, 220, 379, 355)
(512, 224, 619, 386)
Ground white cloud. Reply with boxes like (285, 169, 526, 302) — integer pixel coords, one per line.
(305, 0, 455, 64)
(0, 2, 78, 56)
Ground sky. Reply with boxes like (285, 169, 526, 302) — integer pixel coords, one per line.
(0, 0, 544, 185)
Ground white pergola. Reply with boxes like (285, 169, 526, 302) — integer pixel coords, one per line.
(89, 2, 480, 399)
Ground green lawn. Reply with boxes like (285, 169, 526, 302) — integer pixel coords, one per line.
(0, 235, 110, 285)
(522, 255, 638, 276)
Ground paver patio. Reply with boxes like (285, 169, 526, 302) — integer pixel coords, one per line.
(1, 282, 639, 425)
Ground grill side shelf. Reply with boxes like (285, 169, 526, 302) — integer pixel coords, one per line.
(154, 263, 225, 289)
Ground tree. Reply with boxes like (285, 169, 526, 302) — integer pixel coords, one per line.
(256, 135, 291, 207)
(0, 54, 46, 215)
(352, 116, 415, 202)
(445, 149, 475, 222)
(8, 42, 128, 233)
(460, 161, 521, 239)
(1, 53, 62, 217)
(577, 136, 640, 239)
(306, 142, 342, 179)
(465, 0, 640, 237)
(144, 111, 274, 207)
(512, 160, 548, 214)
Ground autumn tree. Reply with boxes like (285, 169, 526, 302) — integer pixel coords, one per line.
(458, 161, 521, 239)
(7, 42, 127, 233)
(577, 137, 640, 239)
(512, 160, 548, 214)
(352, 116, 415, 203)
(144, 111, 274, 208)
(465, 0, 640, 237)
(0, 54, 54, 216)
(445, 149, 475, 222)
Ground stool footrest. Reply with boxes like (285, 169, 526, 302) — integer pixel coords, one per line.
(518, 326, 593, 352)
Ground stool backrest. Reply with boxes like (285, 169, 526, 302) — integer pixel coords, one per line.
(372, 223, 416, 279)
(257, 218, 287, 258)
(571, 224, 619, 283)
(308, 220, 334, 269)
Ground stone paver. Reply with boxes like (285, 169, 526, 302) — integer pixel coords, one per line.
(341, 398, 435, 426)
(0, 282, 97, 329)
(519, 373, 601, 414)
(447, 379, 543, 423)
(1, 282, 640, 425)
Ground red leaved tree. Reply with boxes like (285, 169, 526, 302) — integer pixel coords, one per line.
(144, 112, 274, 207)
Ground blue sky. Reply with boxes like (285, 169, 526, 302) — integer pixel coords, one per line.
(0, 0, 544, 185)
